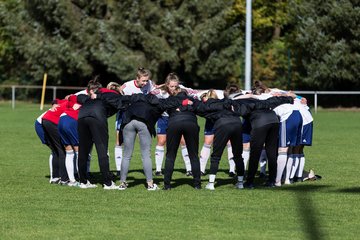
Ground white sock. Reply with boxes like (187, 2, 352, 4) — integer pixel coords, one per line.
(227, 144, 235, 173)
(259, 149, 267, 174)
(275, 152, 287, 183)
(200, 144, 211, 173)
(290, 154, 300, 179)
(209, 174, 216, 183)
(49, 153, 53, 179)
(285, 154, 294, 182)
(242, 149, 250, 170)
(114, 145, 122, 171)
(237, 176, 244, 182)
(297, 154, 305, 178)
(65, 150, 75, 182)
(155, 145, 165, 172)
(181, 146, 192, 171)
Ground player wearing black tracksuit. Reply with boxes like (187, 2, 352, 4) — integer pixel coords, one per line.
(188, 98, 252, 189)
(232, 96, 294, 188)
(76, 88, 120, 187)
(162, 92, 202, 190)
(189, 95, 294, 189)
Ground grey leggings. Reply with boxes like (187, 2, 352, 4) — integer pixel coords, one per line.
(120, 120, 153, 182)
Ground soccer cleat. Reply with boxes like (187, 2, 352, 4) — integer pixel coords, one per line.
(49, 178, 61, 184)
(205, 182, 215, 190)
(263, 181, 276, 188)
(59, 180, 70, 186)
(103, 181, 118, 190)
(274, 181, 282, 187)
(259, 172, 267, 179)
(293, 177, 302, 183)
(201, 171, 206, 176)
(228, 171, 236, 178)
(186, 171, 193, 176)
(116, 171, 121, 177)
(79, 180, 97, 189)
(162, 185, 171, 190)
(118, 182, 128, 191)
(68, 181, 80, 187)
(147, 183, 159, 191)
(284, 179, 292, 185)
(155, 171, 163, 176)
(234, 181, 244, 189)
(244, 182, 255, 189)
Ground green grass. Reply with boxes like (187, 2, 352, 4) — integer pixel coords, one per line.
(1, 102, 360, 239)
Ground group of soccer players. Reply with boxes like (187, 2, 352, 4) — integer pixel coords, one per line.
(35, 67, 313, 190)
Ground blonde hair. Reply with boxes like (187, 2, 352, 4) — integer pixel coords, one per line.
(201, 89, 218, 101)
(206, 89, 218, 99)
(106, 82, 122, 94)
(136, 67, 151, 79)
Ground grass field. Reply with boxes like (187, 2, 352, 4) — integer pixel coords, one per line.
(1, 102, 360, 240)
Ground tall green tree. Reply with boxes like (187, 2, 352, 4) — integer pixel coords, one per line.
(0, 0, 243, 89)
(289, 0, 360, 90)
(230, 0, 294, 90)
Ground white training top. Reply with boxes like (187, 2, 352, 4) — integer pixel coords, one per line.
(257, 93, 296, 122)
(36, 112, 47, 124)
(294, 98, 313, 125)
(269, 88, 313, 124)
(122, 79, 155, 95)
(74, 89, 87, 95)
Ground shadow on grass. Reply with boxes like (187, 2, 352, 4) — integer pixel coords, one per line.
(333, 187, 360, 194)
(277, 184, 330, 240)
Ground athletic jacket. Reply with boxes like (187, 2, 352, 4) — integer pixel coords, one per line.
(77, 88, 119, 126)
(97, 93, 182, 137)
(233, 96, 294, 129)
(42, 96, 77, 124)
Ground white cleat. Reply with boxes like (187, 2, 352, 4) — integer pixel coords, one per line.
(79, 180, 97, 189)
(103, 181, 118, 190)
(147, 183, 159, 191)
(234, 181, 244, 189)
(205, 183, 215, 190)
(118, 182, 128, 191)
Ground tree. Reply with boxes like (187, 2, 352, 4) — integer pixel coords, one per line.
(230, 0, 294, 89)
(289, 0, 360, 90)
(0, 0, 243, 89)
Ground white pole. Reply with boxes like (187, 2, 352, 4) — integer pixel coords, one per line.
(244, 0, 252, 91)
(12, 85, 15, 109)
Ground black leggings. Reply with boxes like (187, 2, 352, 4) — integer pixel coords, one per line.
(42, 119, 68, 181)
(78, 117, 112, 186)
(246, 122, 279, 184)
(210, 117, 244, 176)
(164, 119, 200, 188)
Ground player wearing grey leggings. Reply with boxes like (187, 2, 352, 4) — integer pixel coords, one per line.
(120, 119, 156, 190)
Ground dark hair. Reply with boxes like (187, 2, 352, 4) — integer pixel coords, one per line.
(224, 83, 240, 98)
(87, 76, 102, 94)
(251, 80, 268, 95)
